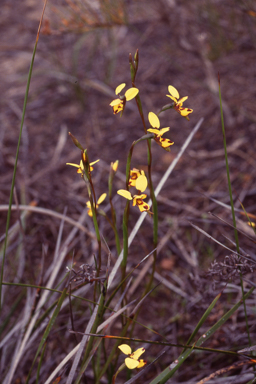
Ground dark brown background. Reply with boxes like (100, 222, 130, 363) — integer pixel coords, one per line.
(1, 0, 256, 382)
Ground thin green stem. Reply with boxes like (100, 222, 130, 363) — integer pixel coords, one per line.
(108, 162, 121, 255)
(82, 150, 102, 274)
(218, 73, 251, 346)
(0, 0, 48, 311)
(120, 142, 135, 280)
(133, 87, 158, 292)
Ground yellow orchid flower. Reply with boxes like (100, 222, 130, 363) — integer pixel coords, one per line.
(66, 153, 99, 176)
(86, 193, 107, 217)
(147, 112, 174, 151)
(110, 83, 139, 115)
(117, 174, 151, 214)
(118, 344, 146, 369)
(128, 168, 145, 187)
(166, 85, 193, 119)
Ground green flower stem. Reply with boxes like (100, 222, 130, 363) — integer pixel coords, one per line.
(82, 150, 102, 275)
(120, 141, 135, 280)
(119, 132, 151, 281)
(112, 363, 126, 384)
(108, 165, 121, 255)
(157, 104, 173, 114)
(121, 201, 130, 282)
(218, 73, 251, 347)
(129, 49, 138, 83)
(133, 88, 158, 290)
(130, 56, 158, 254)
(0, 0, 48, 311)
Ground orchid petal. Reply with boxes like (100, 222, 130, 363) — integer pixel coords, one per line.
(97, 193, 107, 205)
(115, 83, 126, 94)
(148, 112, 160, 128)
(118, 344, 132, 355)
(117, 190, 133, 200)
(136, 175, 147, 192)
(125, 358, 139, 369)
(125, 87, 139, 101)
(168, 85, 179, 99)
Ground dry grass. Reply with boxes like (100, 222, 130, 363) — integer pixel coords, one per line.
(1, 0, 256, 383)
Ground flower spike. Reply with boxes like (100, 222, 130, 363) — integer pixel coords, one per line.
(147, 112, 174, 151)
(166, 85, 193, 119)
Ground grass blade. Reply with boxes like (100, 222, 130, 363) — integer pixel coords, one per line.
(0, 0, 48, 311)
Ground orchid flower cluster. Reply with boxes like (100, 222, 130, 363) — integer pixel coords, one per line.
(65, 53, 193, 382)
(67, 81, 192, 218)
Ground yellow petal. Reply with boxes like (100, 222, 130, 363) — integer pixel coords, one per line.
(125, 87, 139, 101)
(159, 137, 174, 149)
(138, 202, 150, 212)
(79, 160, 84, 170)
(129, 168, 141, 186)
(125, 358, 139, 369)
(180, 108, 193, 116)
(111, 160, 119, 171)
(147, 128, 159, 135)
(130, 168, 140, 178)
(117, 189, 133, 200)
(118, 344, 132, 355)
(66, 163, 80, 168)
(90, 159, 100, 166)
(136, 175, 147, 192)
(110, 98, 122, 106)
(178, 96, 188, 104)
(133, 194, 147, 200)
(130, 348, 145, 360)
(158, 127, 170, 136)
(137, 359, 146, 368)
(166, 95, 178, 103)
(97, 193, 107, 205)
(112, 103, 124, 114)
(168, 85, 179, 99)
(148, 112, 160, 129)
(87, 208, 93, 217)
(86, 201, 91, 208)
(115, 83, 126, 95)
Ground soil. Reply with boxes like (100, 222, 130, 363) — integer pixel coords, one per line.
(1, 0, 256, 382)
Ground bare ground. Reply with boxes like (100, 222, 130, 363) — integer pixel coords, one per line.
(1, 0, 256, 382)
